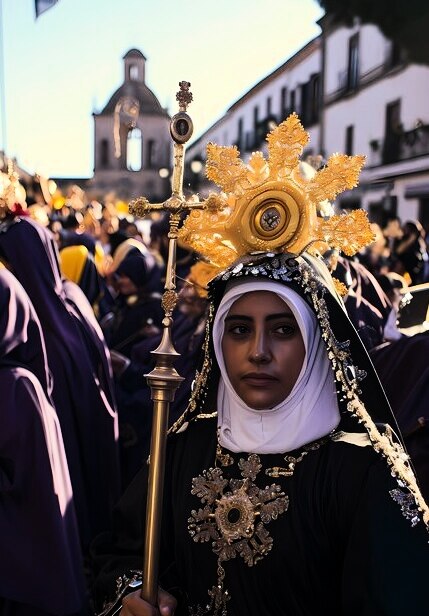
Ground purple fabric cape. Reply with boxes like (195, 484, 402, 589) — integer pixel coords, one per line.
(0, 269, 86, 614)
(0, 218, 120, 548)
(339, 257, 391, 349)
(370, 332, 429, 501)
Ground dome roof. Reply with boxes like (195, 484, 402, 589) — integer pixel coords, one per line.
(123, 48, 146, 60)
(98, 81, 169, 117)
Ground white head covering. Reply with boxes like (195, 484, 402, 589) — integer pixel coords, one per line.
(213, 280, 340, 454)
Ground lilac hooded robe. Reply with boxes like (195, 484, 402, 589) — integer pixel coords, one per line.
(0, 217, 120, 549)
(0, 268, 86, 615)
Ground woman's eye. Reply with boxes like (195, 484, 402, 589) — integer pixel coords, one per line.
(228, 324, 249, 335)
(274, 325, 294, 336)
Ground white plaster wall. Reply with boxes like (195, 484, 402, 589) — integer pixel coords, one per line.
(324, 64, 429, 158)
(394, 174, 429, 222)
(360, 173, 428, 222)
(325, 24, 359, 95)
(226, 47, 321, 138)
(94, 114, 170, 171)
(325, 23, 389, 95)
(188, 42, 321, 162)
(359, 25, 390, 77)
(394, 179, 419, 221)
(187, 22, 429, 221)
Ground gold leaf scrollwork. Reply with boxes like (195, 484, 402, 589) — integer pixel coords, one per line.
(206, 144, 248, 194)
(316, 209, 375, 256)
(267, 112, 309, 178)
(161, 289, 178, 314)
(308, 153, 366, 203)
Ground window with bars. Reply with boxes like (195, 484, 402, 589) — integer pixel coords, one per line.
(347, 34, 359, 91)
(100, 139, 109, 168)
(345, 125, 354, 155)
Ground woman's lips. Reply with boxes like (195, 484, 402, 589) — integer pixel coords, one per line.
(242, 374, 278, 386)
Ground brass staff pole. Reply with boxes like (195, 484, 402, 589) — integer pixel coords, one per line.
(129, 81, 198, 606)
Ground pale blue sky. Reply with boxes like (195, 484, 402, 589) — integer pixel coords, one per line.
(1, 0, 323, 177)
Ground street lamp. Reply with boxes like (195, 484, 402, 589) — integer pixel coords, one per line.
(158, 167, 170, 179)
(190, 159, 203, 174)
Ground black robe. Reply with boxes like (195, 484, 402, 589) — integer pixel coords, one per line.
(92, 416, 429, 615)
(106, 293, 164, 358)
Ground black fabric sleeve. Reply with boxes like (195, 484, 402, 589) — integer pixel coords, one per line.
(90, 434, 180, 612)
(341, 457, 429, 615)
(90, 461, 147, 610)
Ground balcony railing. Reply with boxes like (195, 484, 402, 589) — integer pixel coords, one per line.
(368, 124, 429, 166)
(244, 117, 279, 152)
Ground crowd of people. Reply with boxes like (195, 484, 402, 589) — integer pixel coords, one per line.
(1, 147, 429, 615)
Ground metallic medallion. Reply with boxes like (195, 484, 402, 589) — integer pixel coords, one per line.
(214, 484, 255, 543)
(260, 206, 281, 231)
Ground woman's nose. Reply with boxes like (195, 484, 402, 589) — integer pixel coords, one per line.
(249, 331, 271, 363)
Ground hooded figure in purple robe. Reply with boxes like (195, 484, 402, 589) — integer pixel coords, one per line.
(370, 332, 429, 502)
(0, 268, 87, 615)
(333, 256, 391, 350)
(103, 250, 163, 358)
(0, 216, 120, 551)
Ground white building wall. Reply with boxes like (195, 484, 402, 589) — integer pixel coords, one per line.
(187, 19, 429, 223)
(325, 25, 357, 95)
(188, 39, 322, 166)
(325, 24, 390, 96)
(324, 65, 429, 159)
(323, 19, 429, 221)
(391, 178, 419, 221)
(359, 25, 391, 77)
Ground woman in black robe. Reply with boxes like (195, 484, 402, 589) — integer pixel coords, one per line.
(91, 252, 429, 616)
(0, 268, 87, 615)
(0, 216, 120, 551)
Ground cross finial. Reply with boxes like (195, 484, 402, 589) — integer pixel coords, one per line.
(176, 81, 193, 112)
(129, 81, 207, 311)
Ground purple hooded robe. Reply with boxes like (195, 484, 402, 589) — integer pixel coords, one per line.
(0, 217, 120, 549)
(0, 268, 86, 615)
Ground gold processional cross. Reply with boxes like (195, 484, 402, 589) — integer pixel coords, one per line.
(128, 81, 218, 607)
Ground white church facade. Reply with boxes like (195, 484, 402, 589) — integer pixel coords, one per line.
(89, 49, 171, 201)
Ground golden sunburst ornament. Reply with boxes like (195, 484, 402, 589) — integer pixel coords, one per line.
(178, 113, 372, 279)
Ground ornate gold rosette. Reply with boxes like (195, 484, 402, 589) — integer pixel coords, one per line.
(188, 452, 288, 615)
(188, 454, 288, 564)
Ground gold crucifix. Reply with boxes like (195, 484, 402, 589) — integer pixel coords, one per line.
(129, 80, 207, 329)
(128, 81, 216, 609)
